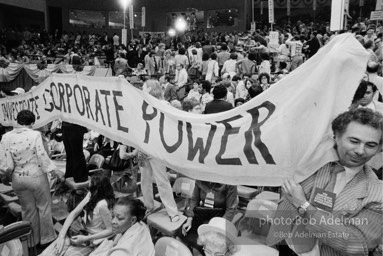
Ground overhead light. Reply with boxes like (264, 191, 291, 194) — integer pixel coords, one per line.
(175, 17, 187, 32)
(168, 28, 176, 37)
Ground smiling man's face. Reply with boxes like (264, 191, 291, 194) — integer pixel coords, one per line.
(335, 121, 381, 168)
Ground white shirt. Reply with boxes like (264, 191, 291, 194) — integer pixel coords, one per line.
(222, 59, 237, 78)
(175, 68, 188, 88)
(286, 39, 303, 57)
(235, 81, 248, 99)
(113, 35, 120, 46)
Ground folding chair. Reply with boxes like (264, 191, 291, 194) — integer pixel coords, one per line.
(237, 185, 259, 210)
(236, 198, 278, 245)
(87, 153, 105, 174)
(255, 191, 280, 203)
(154, 236, 192, 256)
(0, 221, 35, 256)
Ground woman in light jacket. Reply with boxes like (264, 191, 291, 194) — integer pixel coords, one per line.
(0, 110, 57, 248)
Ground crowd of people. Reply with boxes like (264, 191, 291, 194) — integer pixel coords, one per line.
(0, 15, 383, 256)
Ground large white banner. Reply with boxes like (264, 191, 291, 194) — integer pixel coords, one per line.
(0, 34, 369, 186)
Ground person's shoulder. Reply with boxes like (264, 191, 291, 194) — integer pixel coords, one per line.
(96, 199, 109, 209)
(374, 101, 383, 114)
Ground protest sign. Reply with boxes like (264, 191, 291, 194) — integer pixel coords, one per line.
(0, 34, 369, 186)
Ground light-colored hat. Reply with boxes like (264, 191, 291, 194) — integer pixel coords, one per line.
(11, 88, 25, 95)
(198, 217, 239, 244)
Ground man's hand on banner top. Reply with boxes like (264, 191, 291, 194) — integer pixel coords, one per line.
(282, 178, 307, 208)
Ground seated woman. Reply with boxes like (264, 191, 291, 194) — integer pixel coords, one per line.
(91, 197, 155, 256)
(197, 217, 239, 256)
(197, 217, 278, 256)
(40, 174, 114, 256)
(181, 180, 238, 253)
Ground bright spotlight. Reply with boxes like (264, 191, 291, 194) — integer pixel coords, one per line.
(168, 28, 176, 37)
(120, 0, 131, 10)
(175, 17, 187, 32)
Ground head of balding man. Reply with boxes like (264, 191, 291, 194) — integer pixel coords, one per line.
(366, 61, 379, 74)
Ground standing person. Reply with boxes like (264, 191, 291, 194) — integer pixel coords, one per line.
(112, 33, 119, 46)
(286, 34, 304, 71)
(266, 108, 383, 256)
(221, 53, 238, 78)
(200, 80, 214, 112)
(0, 110, 57, 250)
(62, 122, 89, 183)
(217, 43, 230, 75)
(204, 84, 233, 114)
(305, 31, 321, 58)
(205, 53, 219, 82)
(258, 52, 271, 75)
(160, 74, 178, 102)
(174, 47, 189, 70)
(139, 80, 180, 222)
(174, 63, 188, 88)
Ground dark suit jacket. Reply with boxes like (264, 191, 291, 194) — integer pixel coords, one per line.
(204, 99, 233, 114)
(164, 83, 178, 102)
(267, 162, 382, 256)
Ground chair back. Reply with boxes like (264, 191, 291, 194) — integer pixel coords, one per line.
(154, 237, 192, 256)
(88, 154, 105, 169)
(172, 177, 195, 199)
(0, 221, 34, 256)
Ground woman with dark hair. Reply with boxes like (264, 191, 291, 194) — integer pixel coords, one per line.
(98, 197, 155, 256)
(40, 174, 114, 256)
(350, 79, 368, 108)
(258, 72, 271, 91)
(0, 110, 57, 250)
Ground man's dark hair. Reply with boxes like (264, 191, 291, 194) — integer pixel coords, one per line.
(230, 53, 238, 60)
(260, 52, 269, 61)
(202, 53, 210, 61)
(248, 85, 263, 98)
(248, 52, 256, 61)
(17, 110, 35, 126)
(212, 84, 227, 99)
(210, 52, 217, 60)
(235, 98, 246, 106)
(352, 80, 368, 104)
(178, 47, 186, 55)
(221, 43, 228, 51)
(163, 75, 171, 82)
(332, 108, 383, 142)
(232, 75, 241, 82)
(115, 197, 146, 222)
(368, 81, 378, 93)
(364, 40, 374, 49)
(201, 80, 211, 93)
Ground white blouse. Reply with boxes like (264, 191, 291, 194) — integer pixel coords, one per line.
(0, 127, 55, 176)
